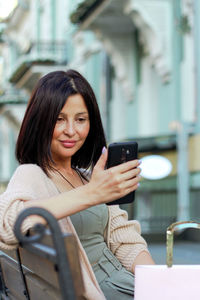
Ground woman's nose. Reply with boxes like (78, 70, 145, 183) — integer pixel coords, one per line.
(63, 121, 75, 136)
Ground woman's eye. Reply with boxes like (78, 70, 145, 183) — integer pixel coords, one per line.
(57, 117, 64, 122)
(77, 118, 86, 123)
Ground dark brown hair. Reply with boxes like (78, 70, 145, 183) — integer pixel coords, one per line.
(16, 69, 106, 174)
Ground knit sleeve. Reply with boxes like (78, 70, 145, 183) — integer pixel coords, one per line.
(0, 164, 55, 250)
(107, 205, 149, 272)
(0, 191, 34, 250)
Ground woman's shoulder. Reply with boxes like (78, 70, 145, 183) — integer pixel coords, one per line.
(11, 164, 47, 181)
(6, 164, 47, 190)
(5, 164, 57, 196)
(14, 163, 44, 175)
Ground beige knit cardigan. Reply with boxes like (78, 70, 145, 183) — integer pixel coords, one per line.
(0, 164, 149, 299)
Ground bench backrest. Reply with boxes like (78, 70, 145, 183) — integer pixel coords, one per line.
(0, 233, 85, 300)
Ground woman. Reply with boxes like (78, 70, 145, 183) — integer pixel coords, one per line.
(0, 70, 154, 299)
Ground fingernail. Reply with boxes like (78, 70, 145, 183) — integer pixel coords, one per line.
(138, 160, 142, 165)
(102, 146, 106, 154)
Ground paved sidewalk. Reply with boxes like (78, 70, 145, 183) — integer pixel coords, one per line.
(148, 241, 200, 265)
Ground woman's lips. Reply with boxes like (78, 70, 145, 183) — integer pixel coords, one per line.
(60, 140, 76, 148)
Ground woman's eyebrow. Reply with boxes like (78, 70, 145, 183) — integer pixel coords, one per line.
(58, 112, 89, 116)
(76, 112, 89, 116)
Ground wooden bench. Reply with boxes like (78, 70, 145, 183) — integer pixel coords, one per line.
(0, 207, 85, 300)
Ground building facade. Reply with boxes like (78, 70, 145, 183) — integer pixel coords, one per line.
(68, 0, 200, 235)
(1, 0, 200, 235)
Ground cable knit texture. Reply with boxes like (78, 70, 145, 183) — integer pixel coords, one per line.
(0, 164, 149, 299)
(107, 205, 149, 272)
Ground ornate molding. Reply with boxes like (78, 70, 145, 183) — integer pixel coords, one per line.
(71, 32, 102, 73)
(124, 1, 171, 82)
(181, 0, 194, 33)
(72, 0, 172, 99)
(94, 29, 135, 102)
(73, 30, 136, 103)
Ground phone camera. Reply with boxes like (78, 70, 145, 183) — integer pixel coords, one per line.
(121, 148, 126, 162)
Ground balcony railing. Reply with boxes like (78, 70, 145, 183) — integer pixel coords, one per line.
(27, 41, 68, 63)
(0, 86, 28, 105)
(9, 41, 68, 84)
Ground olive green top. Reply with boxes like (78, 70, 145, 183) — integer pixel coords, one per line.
(70, 204, 135, 299)
(70, 204, 108, 263)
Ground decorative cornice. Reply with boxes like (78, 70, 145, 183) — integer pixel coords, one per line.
(124, 1, 171, 83)
(70, 0, 103, 24)
(94, 29, 135, 102)
(71, 0, 172, 95)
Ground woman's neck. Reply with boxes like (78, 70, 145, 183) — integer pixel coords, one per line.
(51, 158, 74, 175)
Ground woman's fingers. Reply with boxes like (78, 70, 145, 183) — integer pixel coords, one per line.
(104, 161, 141, 199)
(106, 160, 141, 182)
(110, 159, 140, 174)
(119, 175, 141, 191)
(102, 176, 140, 204)
(106, 166, 141, 185)
(120, 166, 141, 181)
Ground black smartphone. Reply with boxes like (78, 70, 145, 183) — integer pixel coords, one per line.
(106, 141, 138, 205)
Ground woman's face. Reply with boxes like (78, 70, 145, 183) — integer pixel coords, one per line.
(51, 94, 90, 164)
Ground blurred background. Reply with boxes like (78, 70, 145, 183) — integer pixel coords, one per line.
(0, 0, 200, 252)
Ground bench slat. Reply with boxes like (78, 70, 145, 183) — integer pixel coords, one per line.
(0, 255, 61, 299)
(0, 256, 27, 300)
(0, 233, 85, 299)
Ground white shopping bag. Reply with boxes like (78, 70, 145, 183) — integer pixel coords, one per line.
(135, 221, 200, 300)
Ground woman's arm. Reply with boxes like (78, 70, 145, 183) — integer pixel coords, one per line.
(132, 251, 155, 273)
(107, 205, 154, 273)
(24, 149, 141, 220)
(0, 149, 141, 247)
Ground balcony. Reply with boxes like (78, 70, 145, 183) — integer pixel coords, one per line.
(9, 41, 68, 92)
(70, 0, 134, 34)
(0, 86, 28, 106)
(70, 0, 171, 89)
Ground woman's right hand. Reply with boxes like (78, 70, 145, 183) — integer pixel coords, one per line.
(88, 148, 141, 205)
